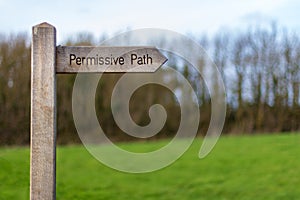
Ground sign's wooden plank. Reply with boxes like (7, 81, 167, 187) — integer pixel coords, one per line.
(56, 46, 167, 73)
(30, 22, 57, 200)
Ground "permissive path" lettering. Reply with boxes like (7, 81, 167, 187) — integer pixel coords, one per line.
(69, 53, 153, 66)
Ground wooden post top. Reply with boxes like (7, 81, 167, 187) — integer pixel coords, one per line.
(34, 22, 55, 28)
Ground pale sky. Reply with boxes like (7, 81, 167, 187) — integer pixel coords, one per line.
(0, 0, 299, 42)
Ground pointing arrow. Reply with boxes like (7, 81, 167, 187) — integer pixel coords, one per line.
(56, 46, 167, 73)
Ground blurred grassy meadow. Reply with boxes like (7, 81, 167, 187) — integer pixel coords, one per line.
(1, 133, 300, 200)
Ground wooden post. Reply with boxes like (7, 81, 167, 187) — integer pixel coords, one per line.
(30, 22, 57, 200)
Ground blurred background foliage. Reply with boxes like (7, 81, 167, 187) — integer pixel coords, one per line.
(0, 23, 299, 145)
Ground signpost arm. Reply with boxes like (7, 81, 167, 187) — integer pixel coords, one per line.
(30, 22, 57, 200)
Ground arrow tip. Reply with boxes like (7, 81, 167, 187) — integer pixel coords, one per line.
(154, 49, 168, 72)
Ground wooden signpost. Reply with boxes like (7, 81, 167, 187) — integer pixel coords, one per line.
(30, 22, 167, 200)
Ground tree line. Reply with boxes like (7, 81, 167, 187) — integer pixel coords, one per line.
(0, 23, 299, 145)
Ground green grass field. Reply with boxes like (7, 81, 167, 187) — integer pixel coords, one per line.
(1, 133, 300, 200)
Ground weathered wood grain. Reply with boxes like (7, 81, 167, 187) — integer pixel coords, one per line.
(30, 22, 57, 200)
(56, 46, 167, 73)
